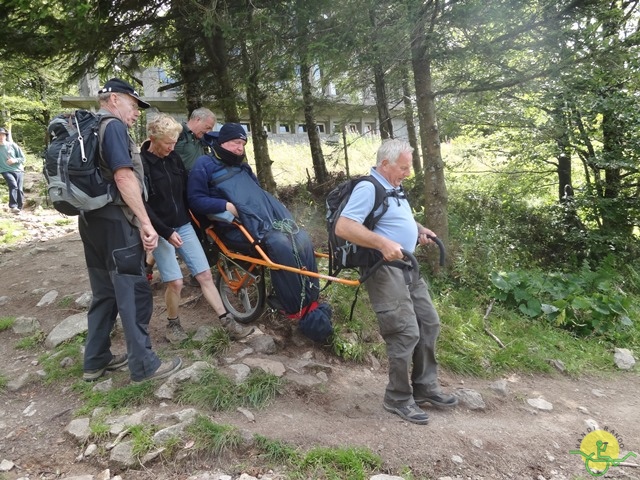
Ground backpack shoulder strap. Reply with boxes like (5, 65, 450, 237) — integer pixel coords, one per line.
(361, 175, 390, 230)
(96, 114, 122, 178)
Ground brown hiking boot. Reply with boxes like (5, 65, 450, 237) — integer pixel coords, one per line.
(165, 317, 188, 344)
(220, 313, 254, 340)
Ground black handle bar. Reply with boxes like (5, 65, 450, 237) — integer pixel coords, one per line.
(358, 237, 446, 284)
(358, 249, 419, 284)
(427, 234, 446, 267)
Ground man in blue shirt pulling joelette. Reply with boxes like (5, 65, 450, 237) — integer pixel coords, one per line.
(335, 139, 458, 425)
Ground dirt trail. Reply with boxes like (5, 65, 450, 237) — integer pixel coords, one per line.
(0, 202, 639, 480)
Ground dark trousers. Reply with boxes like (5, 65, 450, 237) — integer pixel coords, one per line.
(2, 170, 24, 209)
(262, 228, 319, 315)
(79, 205, 161, 381)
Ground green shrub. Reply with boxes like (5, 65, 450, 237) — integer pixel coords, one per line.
(490, 257, 636, 339)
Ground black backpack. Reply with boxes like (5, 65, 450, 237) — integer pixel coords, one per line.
(44, 110, 117, 216)
(326, 175, 397, 276)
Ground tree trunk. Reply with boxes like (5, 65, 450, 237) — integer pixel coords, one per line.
(401, 66, 421, 174)
(202, 26, 240, 122)
(300, 62, 328, 185)
(373, 63, 393, 139)
(178, 41, 202, 116)
(410, 16, 449, 264)
(369, 7, 392, 140)
(296, 1, 328, 185)
(601, 106, 628, 232)
(241, 40, 276, 193)
(552, 104, 573, 203)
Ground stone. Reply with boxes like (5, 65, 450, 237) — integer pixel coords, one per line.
(66, 417, 91, 442)
(237, 407, 255, 422)
(228, 364, 251, 384)
(11, 316, 41, 334)
(489, 379, 509, 396)
(527, 397, 553, 411)
(75, 291, 93, 308)
(45, 312, 88, 349)
(454, 388, 486, 410)
(614, 348, 636, 370)
(242, 357, 286, 377)
(36, 289, 59, 307)
(248, 335, 277, 354)
(6, 372, 32, 391)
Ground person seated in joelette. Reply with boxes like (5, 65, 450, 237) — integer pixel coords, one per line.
(187, 123, 333, 342)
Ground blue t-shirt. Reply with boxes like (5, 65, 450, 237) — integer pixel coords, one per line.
(101, 119, 133, 172)
(339, 167, 418, 253)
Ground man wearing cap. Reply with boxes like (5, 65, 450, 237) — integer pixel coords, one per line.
(80, 78, 182, 384)
(0, 127, 27, 214)
(174, 107, 216, 172)
(187, 123, 333, 342)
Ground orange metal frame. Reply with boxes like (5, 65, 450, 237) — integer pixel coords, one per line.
(193, 213, 362, 290)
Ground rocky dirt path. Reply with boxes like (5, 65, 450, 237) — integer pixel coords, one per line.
(0, 201, 639, 480)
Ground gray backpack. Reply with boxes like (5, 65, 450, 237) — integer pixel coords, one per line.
(44, 110, 117, 216)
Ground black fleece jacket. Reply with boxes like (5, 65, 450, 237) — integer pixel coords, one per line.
(140, 140, 191, 240)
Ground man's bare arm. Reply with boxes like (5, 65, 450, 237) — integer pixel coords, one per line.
(335, 216, 404, 261)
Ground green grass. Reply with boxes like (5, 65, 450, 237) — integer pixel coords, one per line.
(200, 327, 232, 357)
(57, 295, 74, 308)
(129, 424, 157, 458)
(186, 415, 243, 455)
(435, 288, 619, 377)
(0, 218, 26, 245)
(254, 435, 300, 465)
(176, 366, 283, 411)
(75, 380, 158, 416)
(15, 330, 45, 350)
(261, 134, 378, 186)
(89, 417, 112, 442)
(241, 369, 283, 408)
(299, 446, 382, 480)
(38, 338, 85, 383)
(0, 317, 15, 331)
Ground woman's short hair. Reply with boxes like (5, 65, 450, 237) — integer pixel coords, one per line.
(147, 113, 183, 141)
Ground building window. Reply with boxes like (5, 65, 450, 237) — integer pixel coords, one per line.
(278, 124, 290, 133)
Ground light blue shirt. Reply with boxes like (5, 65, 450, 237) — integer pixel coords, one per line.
(339, 167, 418, 253)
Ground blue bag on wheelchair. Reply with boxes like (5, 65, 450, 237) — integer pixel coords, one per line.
(298, 302, 333, 343)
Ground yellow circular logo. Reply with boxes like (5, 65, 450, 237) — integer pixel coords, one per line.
(570, 427, 637, 477)
(579, 430, 620, 473)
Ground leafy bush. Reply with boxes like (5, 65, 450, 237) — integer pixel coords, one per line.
(490, 257, 636, 338)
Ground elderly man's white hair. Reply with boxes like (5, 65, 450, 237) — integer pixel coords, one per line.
(189, 107, 216, 122)
(376, 139, 414, 166)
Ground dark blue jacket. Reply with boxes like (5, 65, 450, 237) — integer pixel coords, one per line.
(187, 149, 292, 241)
